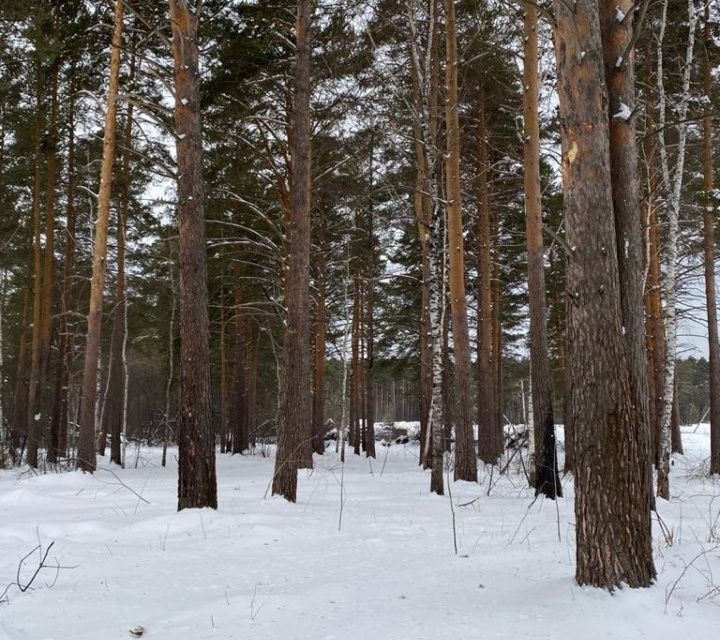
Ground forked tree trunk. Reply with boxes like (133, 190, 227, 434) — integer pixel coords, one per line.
(475, 82, 496, 464)
(553, 0, 655, 588)
(76, 0, 124, 472)
(170, 0, 217, 509)
(523, 7, 561, 499)
(599, 0, 652, 510)
(272, 0, 313, 501)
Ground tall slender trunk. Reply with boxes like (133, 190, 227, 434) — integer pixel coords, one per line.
(523, 7, 561, 498)
(39, 61, 59, 443)
(231, 274, 248, 453)
(350, 273, 360, 454)
(76, 0, 124, 472)
(272, 0, 313, 501)
(12, 287, 30, 460)
(491, 202, 503, 456)
(553, 0, 655, 587)
(444, 0, 476, 482)
(106, 90, 134, 466)
(170, 0, 217, 509)
(26, 66, 46, 469)
(161, 264, 176, 468)
(219, 254, 228, 454)
(656, 0, 696, 498)
(311, 221, 327, 455)
(476, 82, 495, 464)
(50, 86, 76, 462)
(702, 8, 720, 474)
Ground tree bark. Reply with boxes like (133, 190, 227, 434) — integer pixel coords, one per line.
(272, 0, 313, 501)
(523, 7, 561, 499)
(553, 0, 655, 587)
(311, 222, 327, 455)
(76, 0, 124, 472)
(444, 0, 476, 482)
(170, 0, 217, 509)
(26, 65, 46, 469)
(49, 86, 76, 463)
(702, 8, 720, 474)
(476, 82, 496, 464)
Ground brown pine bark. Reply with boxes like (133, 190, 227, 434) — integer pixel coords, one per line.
(76, 0, 124, 472)
(247, 327, 259, 448)
(523, 7, 561, 499)
(444, 0, 476, 482)
(26, 67, 46, 469)
(476, 82, 496, 464)
(553, 0, 655, 587)
(38, 60, 59, 438)
(272, 0, 313, 501)
(219, 257, 228, 454)
(491, 200, 503, 456)
(170, 0, 217, 510)
(49, 86, 76, 463)
(702, 10, 720, 474)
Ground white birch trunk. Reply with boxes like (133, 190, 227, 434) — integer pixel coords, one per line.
(656, 0, 697, 498)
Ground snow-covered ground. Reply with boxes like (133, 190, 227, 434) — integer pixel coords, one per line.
(1, 425, 718, 639)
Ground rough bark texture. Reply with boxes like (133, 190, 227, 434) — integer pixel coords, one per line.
(272, 0, 313, 501)
(553, 0, 655, 588)
(444, 0, 476, 482)
(170, 0, 217, 510)
(76, 0, 124, 472)
(702, 12, 720, 473)
(523, 7, 561, 499)
(599, 0, 652, 514)
(476, 83, 496, 464)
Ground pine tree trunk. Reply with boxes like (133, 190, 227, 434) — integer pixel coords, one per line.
(365, 276, 376, 459)
(170, 0, 217, 509)
(599, 0, 652, 511)
(76, 0, 124, 473)
(702, 8, 720, 473)
(444, 0, 476, 482)
(49, 87, 76, 463)
(26, 67, 46, 469)
(491, 206, 503, 456)
(231, 276, 248, 454)
(106, 56, 135, 466)
(272, 0, 313, 501)
(553, 0, 655, 587)
(523, 7, 561, 499)
(475, 82, 496, 464)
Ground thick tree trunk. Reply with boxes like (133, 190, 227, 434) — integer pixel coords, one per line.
(476, 83, 496, 464)
(272, 0, 313, 501)
(553, 0, 655, 587)
(702, 9, 720, 473)
(170, 0, 217, 509)
(76, 0, 124, 473)
(523, 7, 561, 499)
